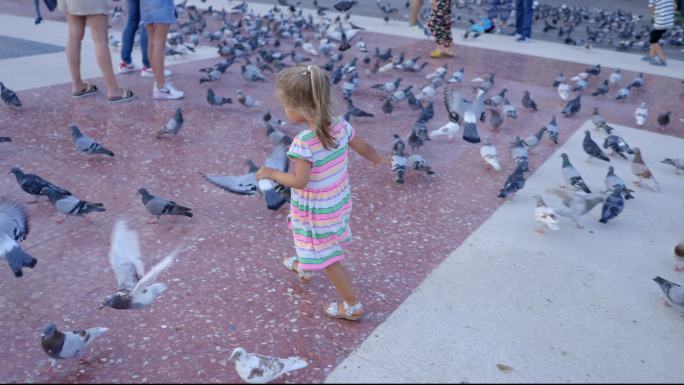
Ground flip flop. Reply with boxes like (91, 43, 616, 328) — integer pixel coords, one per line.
(429, 49, 454, 58)
(72, 82, 99, 98)
(108, 88, 135, 103)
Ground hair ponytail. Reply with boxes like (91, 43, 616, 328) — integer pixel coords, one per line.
(308, 65, 336, 149)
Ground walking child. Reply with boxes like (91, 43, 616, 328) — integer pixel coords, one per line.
(644, 0, 677, 66)
(256, 65, 383, 321)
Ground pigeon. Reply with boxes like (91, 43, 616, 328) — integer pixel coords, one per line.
(557, 81, 570, 101)
(585, 64, 601, 76)
(497, 162, 527, 199)
(425, 64, 447, 81)
(0, 198, 36, 277)
(545, 115, 559, 144)
(444, 87, 486, 144)
(598, 187, 625, 224)
(0, 82, 21, 108)
(480, 137, 501, 171)
(521, 90, 538, 111)
(241, 64, 266, 82)
(634, 102, 648, 126)
(661, 158, 684, 174)
(355, 38, 367, 53)
(502, 98, 517, 120)
(533, 195, 559, 232)
(428, 121, 459, 141)
(657, 111, 671, 130)
(391, 135, 408, 184)
(207, 89, 232, 105)
(561, 95, 581, 117)
(510, 136, 529, 172)
(615, 84, 631, 100)
(591, 79, 609, 96)
(560, 153, 591, 193)
(381, 98, 393, 115)
(447, 68, 464, 83)
(590, 107, 614, 135)
(653, 276, 684, 311)
(602, 135, 634, 159)
(604, 166, 634, 200)
(631, 147, 659, 192)
(258, 138, 291, 211)
(157, 108, 184, 138)
(415, 83, 436, 101)
(572, 78, 588, 92)
(237, 89, 259, 107)
(608, 68, 622, 86)
(484, 88, 507, 108)
(552, 73, 565, 87)
(630, 72, 644, 88)
(100, 220, 176, 310)
(416, 101, 434, 123)
(407, 154, 434, 176)
(41, 188, 105, 224)
(137, 188, 193, 223)
(545, 187, 604, 228)
(582, 131, 610, 162)
(228, 347, 308, 384)
(202, 160, 259, 195)
(408, 121, 429, 152)
(522, 127, 546, 149)
(302, 41, 318, 56)
(675, 241, 684, 272)
(372, 77, 402, 93)
(489, 108, 503, 131)
(263, 111, 284, 127)
(9, 167, 71, 202)
(0, 136, 10, 143)
(334, 0, 357, 11)
(473, 73, 495, 93)
(389, 85, 413, 102)
(41, 324, 109, 375)
(69, 124, 114, 157)
(344, 98, 374, 120)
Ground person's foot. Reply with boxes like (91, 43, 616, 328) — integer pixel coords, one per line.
(119, 62, 136, 74)
(650, 57, 667, 66)
(516, 37, 531, 43)
(141, 67, 172, 78)
(153, 82, 184, 100)
(510, 32, 521, 37)
(641, 55, 654, 62)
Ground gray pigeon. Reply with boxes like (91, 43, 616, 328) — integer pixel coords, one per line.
(0, 136, 10, 143)
(444, 87, 486, 144)
(157, 108, 183, 138)
(561, 95, 581, 117)
(207, 89, 232, 105)
(605, 166, 634, 200)
(497, 163, 526, 199)
(502, 98, 517, 119)
(561, 153, 591, 193)
(9, 167, 71, 202)
(241, 64, 266, 81)
(582, 131, 610, 162)
(41, 188, 105, 224)
(484, 88, 507, 108)
(489, 108, 503, 130)
(100, 220, 176, 310)
(41, 323, 109, 375)
(522, 127, 546, 149)
(137, 188, 193, 223)
(510, 136, 529, 172)
(653, 276, 684, 309)
(407, 154, 434, 176)
(202, 160, 259, 196)
(372, 77, 401, 93)
(69, 124, 114, 157)
(521, 90, 538, 111)
(0, 82, 21, 107)
(590, 107, 614, 134)
(237, 89, 258, 107)
(602, 135, 633, 159)
(615, 84, 631, 100)
(258, 138, 291, 211)
(408, 121, 429, 152)
(591, 79, 609, 96)
(599, 187, 624, 223)
(447, 68, 464, 83)
(545, 187, 604, 228)
(545, 115, 559, 144)
(661, 158, 684, 174)
(0, 198, 36, 277)
(228, 347, 308, 384)
(391, 134, 407, 184)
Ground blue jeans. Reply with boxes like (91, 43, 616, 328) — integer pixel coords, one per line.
(515, 0, 533, 38)
(121, 0, 149, 68)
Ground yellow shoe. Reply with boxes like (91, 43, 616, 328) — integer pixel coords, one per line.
(430, 49, 454, 58)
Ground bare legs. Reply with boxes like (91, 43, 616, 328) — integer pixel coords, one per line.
(325, 262, 362, 315)
(65, 13, 122, 98)
(146, 23, 170, 88)
(409, 0, 422, 26)
(651, 42, 666, 62)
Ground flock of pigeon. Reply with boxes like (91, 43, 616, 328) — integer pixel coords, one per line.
(1, 0, 684, 383)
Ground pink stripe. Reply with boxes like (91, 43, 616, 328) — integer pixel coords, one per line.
(311, 152, 347, 174)
(298, 254, 346, 271)
(293, 229, 351, 246)
(290, 201, 351, 221)
(301, 173, 348, 193)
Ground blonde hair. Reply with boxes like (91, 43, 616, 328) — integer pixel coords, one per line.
(276, 64, 336, 149)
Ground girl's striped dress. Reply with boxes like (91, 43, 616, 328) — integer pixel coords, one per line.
(286, 118, 354, 271)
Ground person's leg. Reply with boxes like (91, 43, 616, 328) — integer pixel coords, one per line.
(148, 23, 170, 87)
(522, 0, 533, 38)
(65, 14, 87, 93)
(120, 0, 140, 66)
(324, 262, 362, 314)
(515, 0, 523, 35)
(409, 0, 422, 26)
(140, 22, 150, 68)
(653, 43, 666, 61)
(87, 14, 122, 98)
(146, 24, 155, 73)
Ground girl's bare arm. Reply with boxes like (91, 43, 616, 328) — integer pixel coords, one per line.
(349, 136, 384, 165)
(257, 158, 312, 189)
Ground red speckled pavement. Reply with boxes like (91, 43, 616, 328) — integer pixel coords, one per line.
(1, 3, 683, 384)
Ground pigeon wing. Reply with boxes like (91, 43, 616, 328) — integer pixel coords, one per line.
(109, 220, 144, 292)
(444, 88, 465, 124)
(132, 251, 175, 297)
(0, 198, 29, 241)
(202, 173, 258, 195)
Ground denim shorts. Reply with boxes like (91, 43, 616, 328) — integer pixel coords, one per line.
(141, 0, 176, 25)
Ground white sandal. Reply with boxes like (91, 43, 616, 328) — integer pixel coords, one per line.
(283, 256, 313, 283)
(325, 301, 364, 321)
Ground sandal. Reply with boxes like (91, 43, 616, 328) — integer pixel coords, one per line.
(108, 88, 135, 103)
(429, 49, 454, 58)
(72, 82, 99, 98)
(325, 301, 363, 321)
(283, 256, 312, 283)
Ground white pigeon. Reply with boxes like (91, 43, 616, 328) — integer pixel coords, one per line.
(302, 41, 318, 56)
(429, 121, 460, 140)
(557, 82, 570, 101)
(479, 137, 501, 171)
(378, 61, 396, 73)
(228, 347, 308, 384)
(355, 38, 367, 52)
(100, 220, 176, 310)
(425, 65, 448, 80)
(634, 102, 648, 126)
(609, 68, 622, 86)
(533, 195, 559, 232)
(570, 72, 588, 82)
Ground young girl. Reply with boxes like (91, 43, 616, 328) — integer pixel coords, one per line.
(256, 65, 383, 321)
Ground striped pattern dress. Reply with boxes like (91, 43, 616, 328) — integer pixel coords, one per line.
(649, 0, 675, 29)
(286, 118, 355, 271)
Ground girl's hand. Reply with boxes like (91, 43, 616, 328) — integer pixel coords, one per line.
(256, 166, 275, 181)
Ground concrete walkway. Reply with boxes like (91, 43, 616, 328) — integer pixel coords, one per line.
(326, 121, 684, 383)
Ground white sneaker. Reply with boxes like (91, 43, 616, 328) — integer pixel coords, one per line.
(153, 82, 184, 100)
(141, 67, 172, 78)
(119, 62, 137, 74)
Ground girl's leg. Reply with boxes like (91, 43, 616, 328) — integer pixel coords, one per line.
(149, 23, 170, 88)
(324, 262, 362, 315)
(65, 14, 86, 93)
(146, 24, 155, 73)
(409, 0, 422, 26)
(87, 14, 122, 98)
(653, 43, 666, 61)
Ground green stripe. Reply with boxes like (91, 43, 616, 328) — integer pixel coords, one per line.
(313, 144, 347, 167)
(300, 131, 315, 140)
(293, 218, 350, 239)
(291, 193, 350, 214)
(287, 152, 311, 161)
(298, 249, 345, 264)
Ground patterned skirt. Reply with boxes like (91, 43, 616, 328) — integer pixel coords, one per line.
(427, 0, 453, 47)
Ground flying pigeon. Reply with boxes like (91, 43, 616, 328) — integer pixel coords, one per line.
(69, 124, 114, 157)
(444, 87, 486, 144)
(202, 160, 259, 196)
(533, 195, 559, 232)
(0, 82, 21, 107)
(137, 188, 193, 223)
(157, 108, 184, 138)
(631, 147, 659, 192)
(41, 323, 109, 376)
(480, 137, 501, 171)
(228, 347, 308, 384)
(9, 167, 71, 202)
(582, 131, 610, 162)
(0, 198, 36, 277)
(100, 220, 176, 310)
(545, 187, 604, 228)
(41, 188, 105, 224)
(560, 153, 590, 193)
